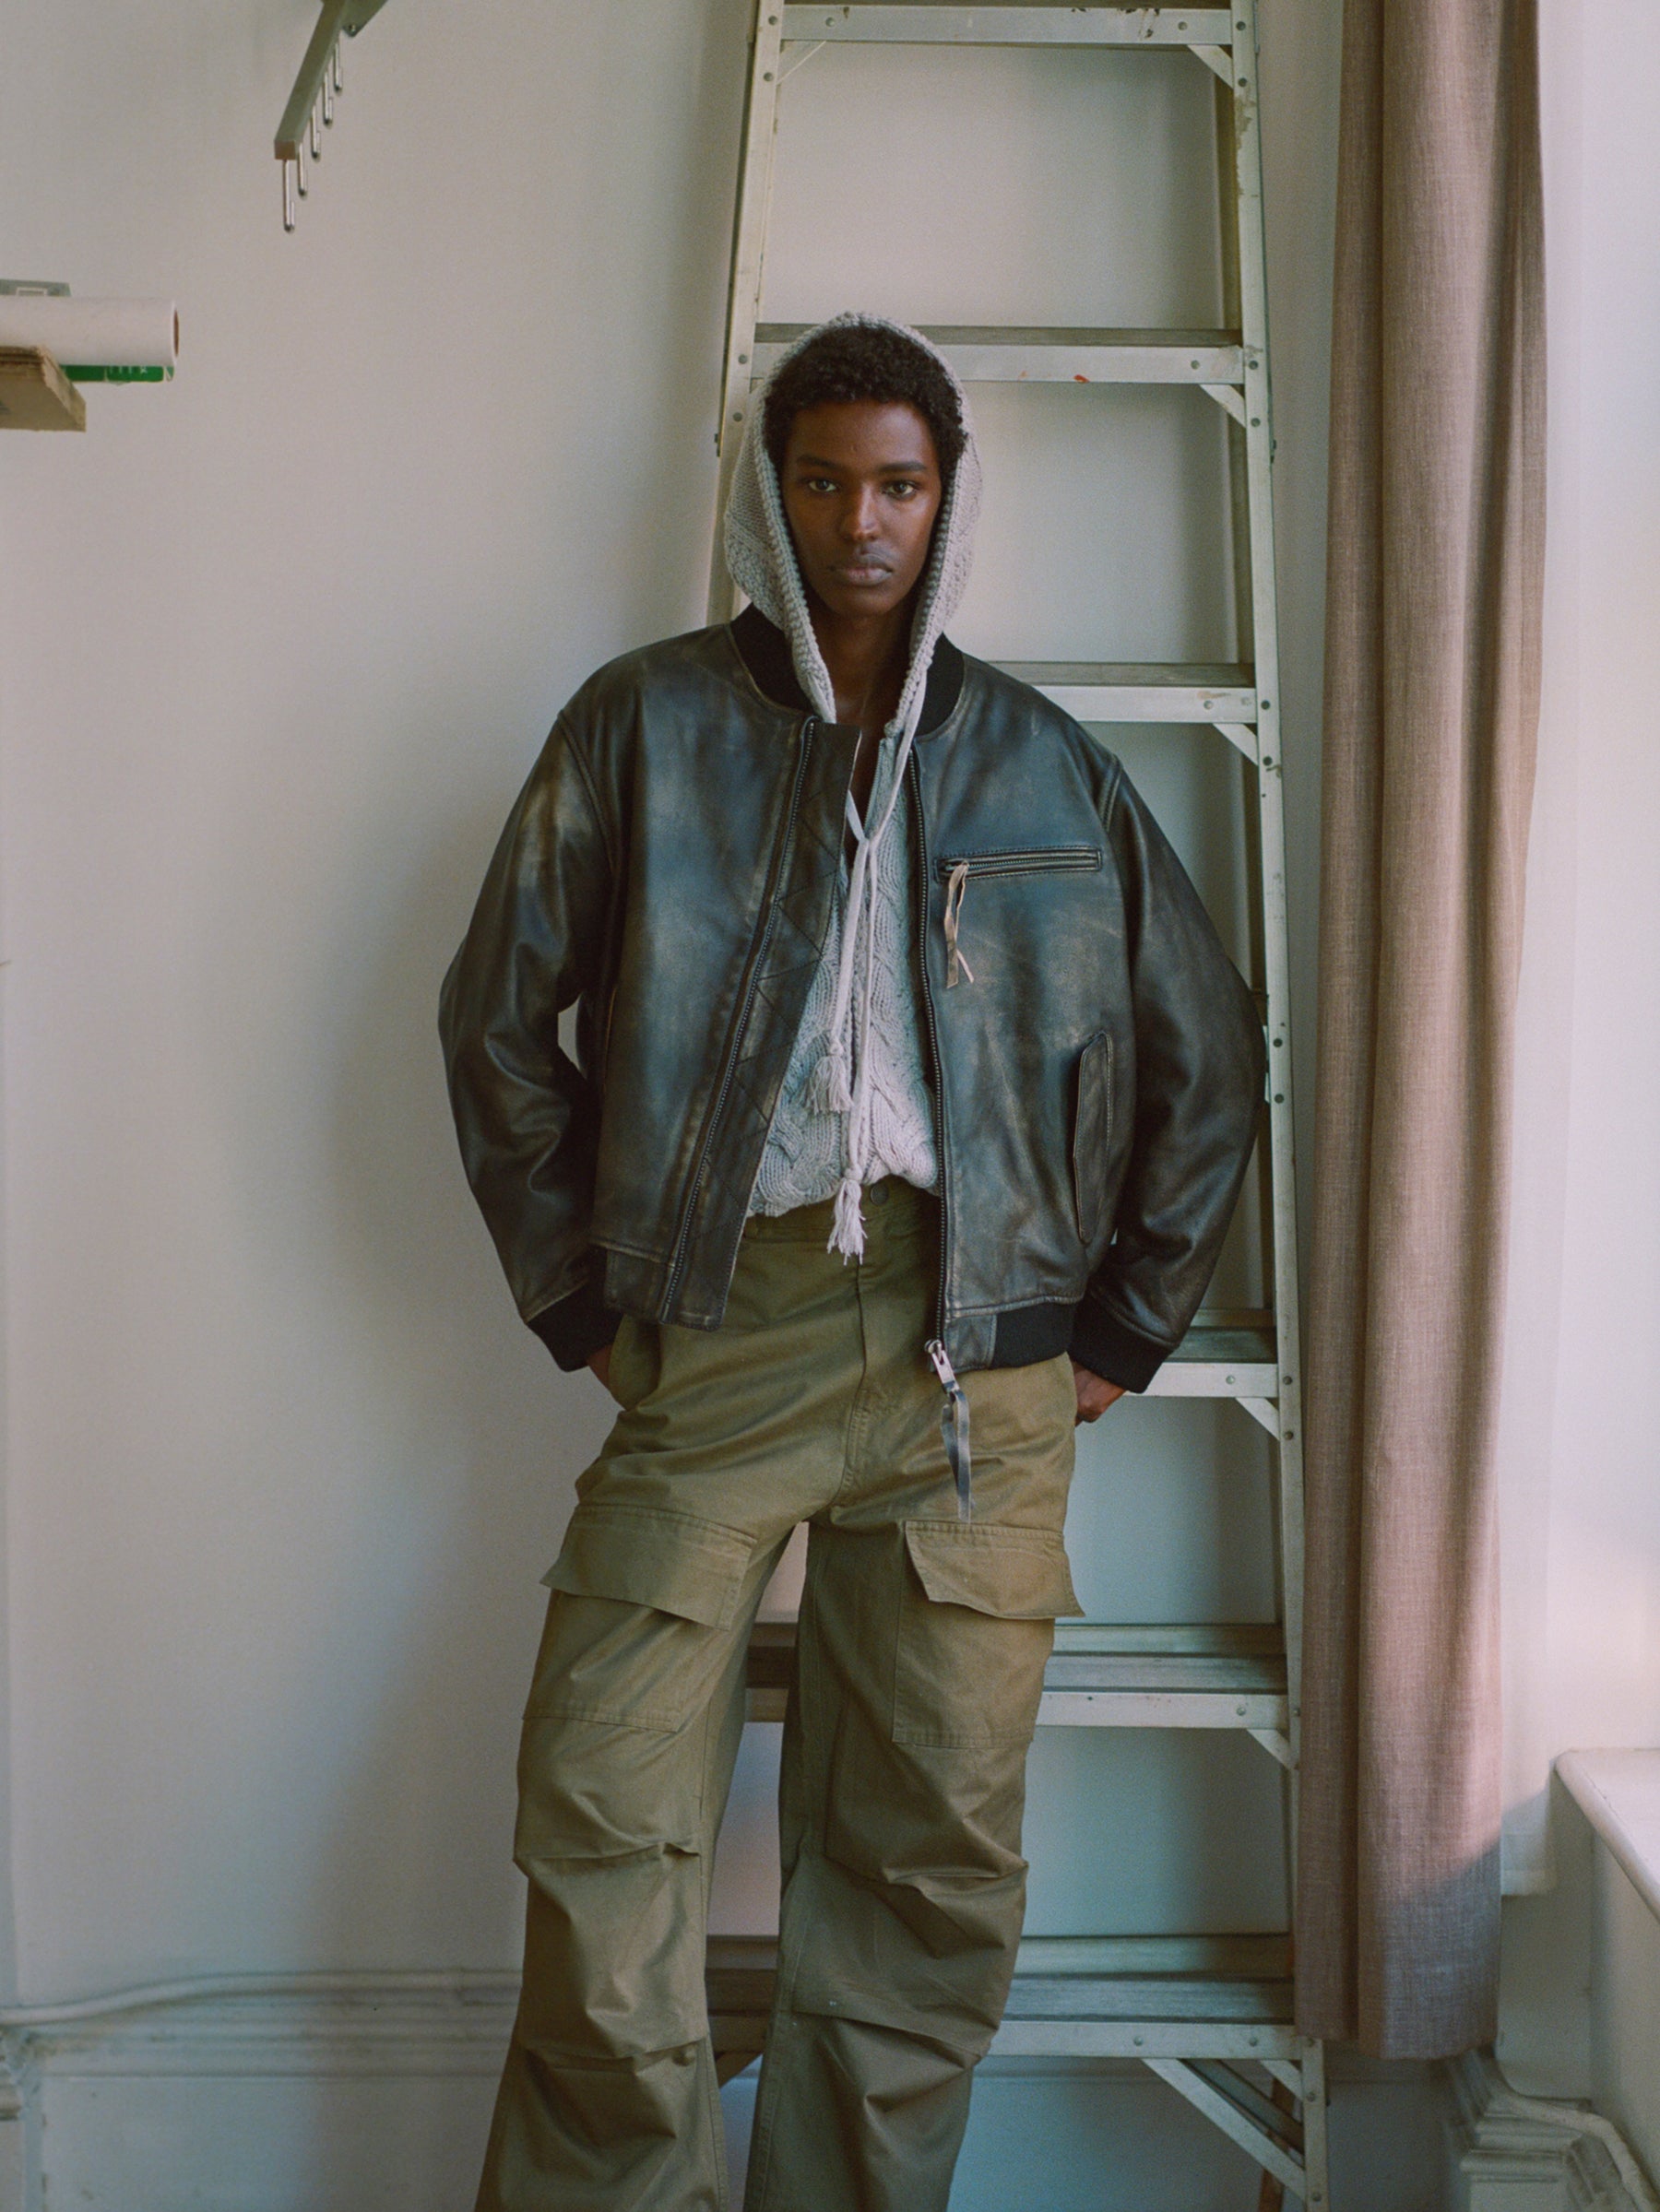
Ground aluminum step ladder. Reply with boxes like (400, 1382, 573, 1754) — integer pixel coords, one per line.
(702, 6, 1324, 2204)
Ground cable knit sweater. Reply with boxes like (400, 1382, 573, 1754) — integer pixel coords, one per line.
(748, 734, 938, 1216)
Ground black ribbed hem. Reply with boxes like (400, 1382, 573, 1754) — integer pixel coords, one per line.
(1066, 1301, 1170, 1393)
(528, 1276, 621, 1373)
(991, 1300, 1074, 1368)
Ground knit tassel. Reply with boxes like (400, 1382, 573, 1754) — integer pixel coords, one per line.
(829, 1168, 867, 1260)
(806, 1041, 854, 1117)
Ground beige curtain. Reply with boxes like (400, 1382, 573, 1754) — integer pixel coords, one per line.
(1296, 0, 1545, 2058)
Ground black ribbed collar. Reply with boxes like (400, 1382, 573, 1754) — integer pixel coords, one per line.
(730, 603, 964, 734)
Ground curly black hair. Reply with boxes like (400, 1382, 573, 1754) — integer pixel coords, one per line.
(763, 320, 966, 484)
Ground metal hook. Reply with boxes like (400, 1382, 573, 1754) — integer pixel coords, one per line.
(298, 143, 309, 196)
(322, 57, 336, 124)
(310, 99, 322, 158)
(333, 40, 342, 93)
(282, 157, 298, 231)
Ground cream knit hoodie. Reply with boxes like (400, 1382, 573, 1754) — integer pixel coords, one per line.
(723, 313, 983, 1258)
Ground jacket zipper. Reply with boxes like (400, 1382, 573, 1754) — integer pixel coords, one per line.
(933, 844, 1102, 882)
(907, 746, 950, 1347)
(661, 716, 817, 1310)
(910, 751, 977, 1517)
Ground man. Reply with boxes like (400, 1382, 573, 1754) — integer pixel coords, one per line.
(441, 314, 1264, 2212)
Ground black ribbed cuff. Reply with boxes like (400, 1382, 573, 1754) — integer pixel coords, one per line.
(1067, 1300, 1170, 1393)
(527, 1275, 620, 1373)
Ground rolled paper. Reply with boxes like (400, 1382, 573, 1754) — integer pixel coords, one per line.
(0, 297, 178, 378)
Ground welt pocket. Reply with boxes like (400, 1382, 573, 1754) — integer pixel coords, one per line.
(934, 846, 1103, 883)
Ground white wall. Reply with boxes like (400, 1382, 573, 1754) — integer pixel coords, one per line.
(1495, 0, 1660, 2093)
(1500, 0, 1660, 1866)
(0, 0, 1374, 2201)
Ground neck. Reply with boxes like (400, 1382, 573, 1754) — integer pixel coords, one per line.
(808, 591, 915, 728)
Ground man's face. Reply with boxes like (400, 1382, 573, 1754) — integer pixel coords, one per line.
(778, 399, 944, 622)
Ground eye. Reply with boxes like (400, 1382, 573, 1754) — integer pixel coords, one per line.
(885, 479, 920, 500)
(803, 475, 837, 493)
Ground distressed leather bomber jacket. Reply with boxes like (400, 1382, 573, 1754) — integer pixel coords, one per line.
(439, 607, 1266, 1392)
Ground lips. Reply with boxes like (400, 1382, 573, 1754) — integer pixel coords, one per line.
(833, 561, 893, 584)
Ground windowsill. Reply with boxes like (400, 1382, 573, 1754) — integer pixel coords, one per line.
(1556, 1748, 1660, 1924)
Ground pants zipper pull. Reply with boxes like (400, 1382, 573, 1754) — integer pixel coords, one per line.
(925, 1337, 973, 1521)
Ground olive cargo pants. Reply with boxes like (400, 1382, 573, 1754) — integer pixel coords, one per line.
(475, 1180, 1080, 2212)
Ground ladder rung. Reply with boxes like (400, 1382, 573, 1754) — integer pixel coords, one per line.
(781, 6, 1234, 49)
(998, 662, 1256, 723)
(744, 1620, 1288, 1729)
(753, 324, 1244, 386)
(1148, 1319, 1276, 1399)
(1076, 1631, 1296, 1737)
(708, 1934, 1300, 2066)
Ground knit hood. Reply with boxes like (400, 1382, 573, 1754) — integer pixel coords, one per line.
(721, 313, 982, 739)
(721, 314, 982, 1260)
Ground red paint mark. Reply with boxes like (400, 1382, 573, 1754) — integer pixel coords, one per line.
(1073, 373, 1089, 383)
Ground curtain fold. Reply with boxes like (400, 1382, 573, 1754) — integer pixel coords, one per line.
(1296, 0, 1545, 2058)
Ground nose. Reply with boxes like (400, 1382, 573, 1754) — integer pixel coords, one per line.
(841, 485, 881, 543)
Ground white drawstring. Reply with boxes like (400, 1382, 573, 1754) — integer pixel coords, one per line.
(817, 694, 925, 1257)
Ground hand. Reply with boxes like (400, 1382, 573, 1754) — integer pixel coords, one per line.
(1071, 1360, 1126, 1425)
(586, 1343, 613, 1393)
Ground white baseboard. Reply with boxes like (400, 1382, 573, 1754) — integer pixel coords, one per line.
(1448, 2048, 1650, 2212)
(0, 1970, 1454, 2212)
(18, 1971, 520, 2083)
(0, 2041, 40, 2212)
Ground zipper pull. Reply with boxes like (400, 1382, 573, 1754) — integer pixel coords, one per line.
(926, 1337, 973, 1521)
(943, 860, 976, 988)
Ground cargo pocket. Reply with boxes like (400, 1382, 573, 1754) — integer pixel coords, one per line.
(517, 1503, 756, 1870)
(1071, 1031, 1114, 1247)
(532, 1501, 755, 1732)
(894, 1520, 1082, 1747)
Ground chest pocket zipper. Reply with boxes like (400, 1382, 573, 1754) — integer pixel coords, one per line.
(934, 846, 1103, 988)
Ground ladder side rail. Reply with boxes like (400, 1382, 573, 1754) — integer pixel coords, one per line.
(1229, 11, 1325, 2205)
(1230, 0, 1305, 1788)
(1214, 71, 1253, 656)
(708, 0, 789, 621)
(1299, 2038, 1330, 2206)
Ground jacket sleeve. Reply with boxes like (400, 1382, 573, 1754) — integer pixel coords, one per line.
(438, 717, 620, 1371)
(1068, 765, 1267, 1392)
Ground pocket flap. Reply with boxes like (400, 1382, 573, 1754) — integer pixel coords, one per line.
(903, 1521, 1083, 1620)
(541, 1503, 755, 1628)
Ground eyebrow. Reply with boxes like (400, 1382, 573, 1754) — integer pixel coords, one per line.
(789, 452, 935, 473)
